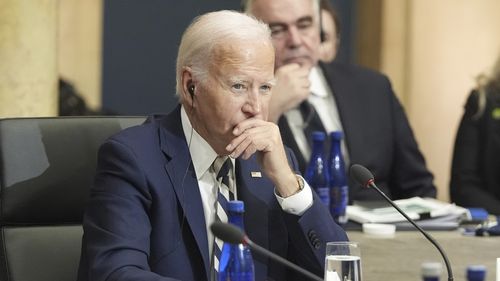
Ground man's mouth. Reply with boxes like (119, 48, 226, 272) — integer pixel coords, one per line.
(283, 56, 309, 65)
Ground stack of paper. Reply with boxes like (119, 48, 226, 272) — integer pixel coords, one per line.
(346, 197, 470, 230)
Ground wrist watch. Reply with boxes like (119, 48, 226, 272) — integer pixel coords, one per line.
(293, 175, 305, 195)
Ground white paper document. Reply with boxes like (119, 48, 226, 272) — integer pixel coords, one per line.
(346, 197, 470, 227)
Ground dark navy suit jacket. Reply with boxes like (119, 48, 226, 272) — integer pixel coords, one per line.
(77, 106, 347, 281)
(279, 62, 436, 201)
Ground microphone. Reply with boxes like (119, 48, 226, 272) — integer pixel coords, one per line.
(210, 222, 323, 281)
(349, 164, 454, 281)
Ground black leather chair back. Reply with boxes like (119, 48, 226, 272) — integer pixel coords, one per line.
(0, 116, 145, 281)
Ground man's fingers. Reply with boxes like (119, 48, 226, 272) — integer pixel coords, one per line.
(230, 137, 252, 159)
(241, 145, 257, 160)
(276, 63, 300, 73)
(227, 123, 278, 158)
(232, 118, 266, 136)
(277, 65, 309, 79)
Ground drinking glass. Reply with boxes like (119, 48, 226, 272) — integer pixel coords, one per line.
(324, 241, 362, 281)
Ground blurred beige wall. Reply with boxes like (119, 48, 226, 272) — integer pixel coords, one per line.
(58, 0, 103, 110)
(0, 0, 101, 117)
(379, 0, 500, 201)
(0, 0, 58, 117)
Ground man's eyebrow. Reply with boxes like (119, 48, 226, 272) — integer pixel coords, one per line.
(230, 77, 275, 82)
(227, 76, 247, 83)
(296, 16, 313, 24)
(226, 77, 276, 87)
(268, 22, 287, 29)
(268, 16, 313, 28)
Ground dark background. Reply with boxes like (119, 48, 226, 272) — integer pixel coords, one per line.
(102, 0, 356, 115)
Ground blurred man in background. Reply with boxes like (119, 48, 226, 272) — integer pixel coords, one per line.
(244, 0, 437, 201)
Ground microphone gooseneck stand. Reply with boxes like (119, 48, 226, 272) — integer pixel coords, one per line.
(350, 164, 454, 281)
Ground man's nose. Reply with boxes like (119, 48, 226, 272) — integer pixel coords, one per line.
(286, 26, 303, 48)
(242, 92, 261, 116)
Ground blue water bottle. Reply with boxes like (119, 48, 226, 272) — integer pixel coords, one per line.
(328, 131, 348, 224)
(305, 131, 330, 207)
(218, 201, 255, 281)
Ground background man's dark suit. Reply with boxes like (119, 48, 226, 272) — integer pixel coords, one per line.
(78, 107, 347, 281)
(279, 62, 437, 202)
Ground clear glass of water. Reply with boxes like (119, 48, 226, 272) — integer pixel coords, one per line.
(324, 241, 362, 281)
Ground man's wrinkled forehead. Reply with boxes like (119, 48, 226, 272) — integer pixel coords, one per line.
(209, 42, 274, 78)
(211, 43, 249, 67)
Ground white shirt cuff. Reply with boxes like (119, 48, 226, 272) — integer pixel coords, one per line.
(275, 175, 313, 216)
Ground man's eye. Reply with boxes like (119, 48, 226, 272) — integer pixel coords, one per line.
(271, 28, 284, 35)
(260, 85, 272, 93)
(297, 21, 313, 30)
(232, 84, 246, 91)
(270, 26, 286, 37)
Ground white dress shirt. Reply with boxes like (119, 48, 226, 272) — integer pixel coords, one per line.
(285, 66, 350, 165)
(180, 107, 313, 255)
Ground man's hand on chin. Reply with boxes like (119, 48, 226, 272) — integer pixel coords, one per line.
(226, 118, 299, 197)
(268, 63, 312, 123)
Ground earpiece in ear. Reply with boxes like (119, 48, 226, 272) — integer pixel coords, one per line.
(188, 85, 195, 97)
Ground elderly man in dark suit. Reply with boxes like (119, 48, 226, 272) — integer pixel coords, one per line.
(77, 10, 347, 281)
(244, 0, 437, 201)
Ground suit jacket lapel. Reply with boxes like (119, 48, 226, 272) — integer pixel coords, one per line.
(157, 106, 210, 279)
(320, 62, 362, 157)
(235, 158, 271, 281)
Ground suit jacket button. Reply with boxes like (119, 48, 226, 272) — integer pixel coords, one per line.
(308, 230, 321, 248)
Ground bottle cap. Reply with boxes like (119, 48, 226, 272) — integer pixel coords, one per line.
(421, 262, 442, 277)
(312, 131, 326, 141)
(330, 131, 343, 140)
(467, 265, 486, 281)
(228, 200, 244, 212)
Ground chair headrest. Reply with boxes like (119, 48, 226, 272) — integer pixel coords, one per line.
(0, 117, 145, 225)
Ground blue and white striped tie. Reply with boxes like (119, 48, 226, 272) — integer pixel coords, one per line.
(212, 156, 234, 280)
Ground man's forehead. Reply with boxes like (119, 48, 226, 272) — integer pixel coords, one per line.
(216, 38, 273, 56)
(252, 0, 315, 22)
(215, 57, 275, 77)
(212, 42, 261, 64)
(210, 42, 274, 76)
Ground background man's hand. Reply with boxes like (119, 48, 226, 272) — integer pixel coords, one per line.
(268, 63, 311, 123)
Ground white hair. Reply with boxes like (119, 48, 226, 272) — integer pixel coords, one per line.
(175, 10, 272, 95)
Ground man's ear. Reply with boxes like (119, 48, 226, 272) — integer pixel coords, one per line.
(181, 67, 195, 107)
